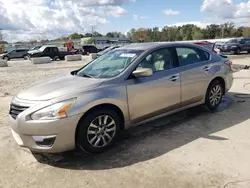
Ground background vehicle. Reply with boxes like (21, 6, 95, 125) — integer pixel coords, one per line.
(219, 38, 250, 54)
(29, 46, 42, 51)
(194, 41, 218, 53)
(28, 45, 76, 60)
(9, 42, 233, 154)
(81, 45, 100, 55)
(0, 49, 29, 60)
(95, 45, 121, 58)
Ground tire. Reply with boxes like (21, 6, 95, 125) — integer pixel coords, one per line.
(4, 56, 9, 61)
(247, 49, 250, 54)
(205, 80, 223, 111)
(76, 108, 121, 154)
(234, 48, 241, 54)
(53, 56, 59, 61)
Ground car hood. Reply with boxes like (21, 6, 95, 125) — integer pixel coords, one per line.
(0, 53, 7, 56)
(17, 74, 104, 101)
(28, 50, 41, 54)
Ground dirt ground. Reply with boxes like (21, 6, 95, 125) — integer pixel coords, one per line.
(1, 56, 250, 188)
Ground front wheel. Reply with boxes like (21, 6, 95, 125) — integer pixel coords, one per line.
(205, 80, 223, 111)
(76, 108, 121, 154)
(4, 56, 9, 61)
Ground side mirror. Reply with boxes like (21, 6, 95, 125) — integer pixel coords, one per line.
(132, 68, 153, 78)
(241, 40, 245, 44)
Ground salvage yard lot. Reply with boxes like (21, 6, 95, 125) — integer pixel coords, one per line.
(1, 56, 250, 188)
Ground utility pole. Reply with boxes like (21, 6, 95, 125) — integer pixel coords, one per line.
(221, 26, 224, 39)
(0, 29, 3, 41)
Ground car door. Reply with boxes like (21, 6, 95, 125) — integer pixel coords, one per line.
(175, 46, 213, 107)
(240, 39, 248, 51)
(8, 50, 17, 59)
(43, 47, 50, 57)
(245, 39, 250, 51)
(126, 47, 181, 123)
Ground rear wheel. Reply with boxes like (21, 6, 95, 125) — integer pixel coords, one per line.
(205, 80, 223, 111)
(247, 49, 250, 54)
(53, 56, 60, 61)
(234, 48, 241, 54)
(76, 108, 121, 154)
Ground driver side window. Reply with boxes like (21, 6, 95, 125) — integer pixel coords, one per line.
(137, 48, 174, 72)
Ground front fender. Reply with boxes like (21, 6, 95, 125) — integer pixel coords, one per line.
(55, 85, 130, 122)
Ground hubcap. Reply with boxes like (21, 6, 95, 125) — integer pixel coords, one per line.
(87, 115, 116, 148)
(209, 85, 222, 106)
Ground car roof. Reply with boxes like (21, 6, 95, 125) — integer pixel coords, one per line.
(118, 42, 204, 51)
(42, 45, 57, 48)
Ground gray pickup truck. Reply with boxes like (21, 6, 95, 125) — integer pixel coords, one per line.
(28, 45, 76, 60)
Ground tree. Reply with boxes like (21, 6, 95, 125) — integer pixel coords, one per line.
(86, 38, 95, 44)
(106, 32, 125, 38)
(68, 33, 84, 39)
(243, 27, 250, 37)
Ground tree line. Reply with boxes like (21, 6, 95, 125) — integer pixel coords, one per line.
(64, 22, 250, 43)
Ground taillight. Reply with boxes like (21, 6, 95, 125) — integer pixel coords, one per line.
(224, 60, 233, 69)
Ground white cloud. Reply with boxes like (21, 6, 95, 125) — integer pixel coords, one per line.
(0, 0, 135, 42)
(133, 14, 148, 20)
(201, 0, 250, 25)
(162, 9, 180, 16)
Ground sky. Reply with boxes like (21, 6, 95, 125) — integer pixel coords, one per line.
(0, 0, 250, 42)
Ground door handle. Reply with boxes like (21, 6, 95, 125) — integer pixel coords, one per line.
(169, 74, 179, 82)
(203, 66, 210, 72)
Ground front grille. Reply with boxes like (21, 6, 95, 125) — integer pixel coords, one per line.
(9, 103, 30, 120)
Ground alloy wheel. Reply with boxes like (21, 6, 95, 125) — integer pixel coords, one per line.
(87, 115, 116, 148)
(209, 85, 222, 106)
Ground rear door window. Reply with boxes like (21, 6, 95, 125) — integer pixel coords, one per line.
(176, 47, 208, 66)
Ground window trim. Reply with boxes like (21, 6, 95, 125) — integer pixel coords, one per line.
(174, 46, 211, 67)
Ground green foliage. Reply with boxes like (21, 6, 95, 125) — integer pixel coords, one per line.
(86, 38, 95, 44)
(126, 22, 245, 42)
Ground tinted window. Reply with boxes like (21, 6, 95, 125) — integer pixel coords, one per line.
(9, 50, 16, 54)
(176, 47, 203, 66)
(202, 51, 210, 60)
(16, 49, 26, 52)
(51, 48, 58, 52)
(137, 48, 175, 72)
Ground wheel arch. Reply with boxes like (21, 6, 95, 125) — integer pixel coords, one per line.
(208, 77, 226, 95)
(76, 103, 125, 132)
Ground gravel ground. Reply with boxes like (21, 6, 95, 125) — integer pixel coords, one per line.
(1, 56, 250, 188)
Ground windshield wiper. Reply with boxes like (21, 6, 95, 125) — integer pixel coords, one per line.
(82, 73, 94, 78)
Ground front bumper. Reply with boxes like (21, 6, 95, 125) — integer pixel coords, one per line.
(9, 100, 82, 153)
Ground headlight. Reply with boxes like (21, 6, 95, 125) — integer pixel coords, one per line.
(30, 98, 76, 120)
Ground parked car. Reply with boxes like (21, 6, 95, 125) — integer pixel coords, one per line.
(9, 42, 233, 154)
(194, 41, 218, 53)
(27, 45, 75, 60)
(95, 45, 122, 58)
(82, 45, 100, 55)
(0, 49, 29, 60)
(219, 38, 250, 54)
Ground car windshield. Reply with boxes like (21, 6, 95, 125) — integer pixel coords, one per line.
(76, 49, 143, 78)
(31, 46, 41, 50)
(227, 39, 241, 43)
(38, 46, 47, 51)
